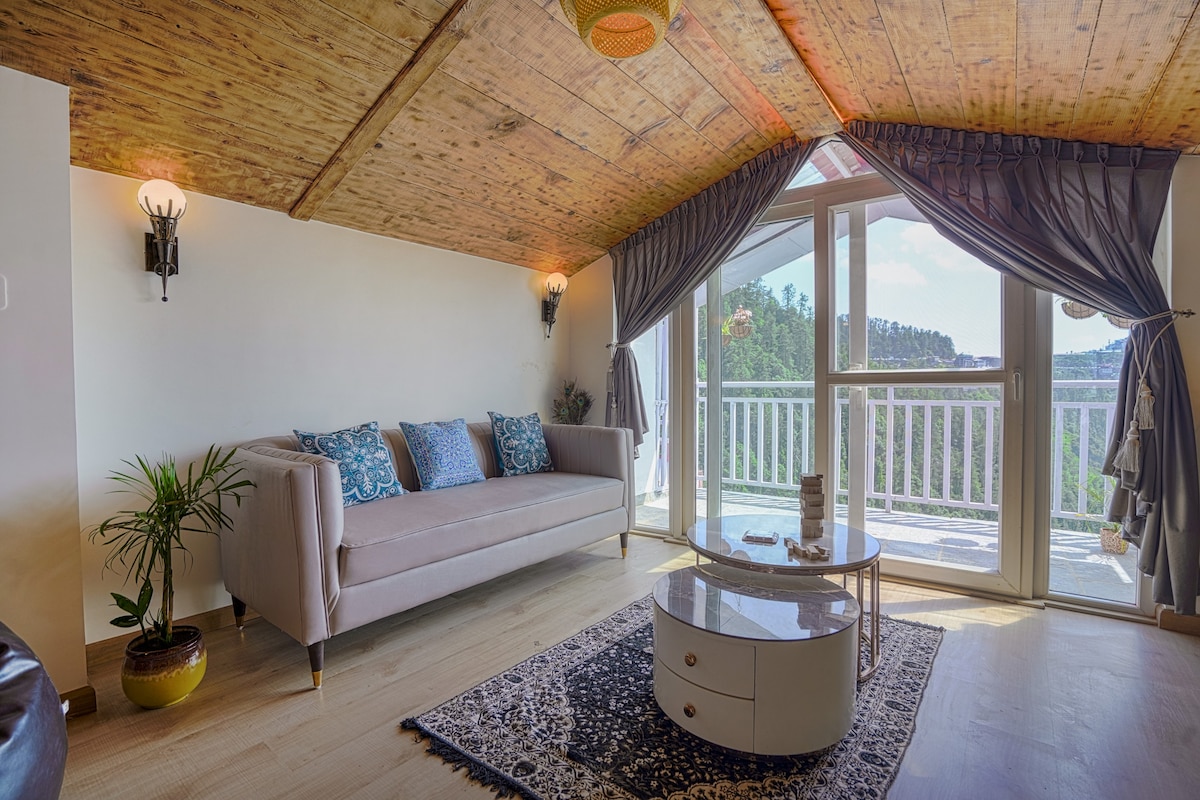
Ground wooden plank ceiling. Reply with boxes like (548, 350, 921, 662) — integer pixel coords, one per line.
(2, 1, 1199, 276)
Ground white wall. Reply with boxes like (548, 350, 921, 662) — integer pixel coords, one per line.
(565, 253, 614, 420)
(72, 168, 568, 643)
(0, 66, 89, 691)
(1170, 155, 1200, 611)
(1171, 156, 1200, 375)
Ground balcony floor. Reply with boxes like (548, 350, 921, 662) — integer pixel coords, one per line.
(637, 489, 1140, 605)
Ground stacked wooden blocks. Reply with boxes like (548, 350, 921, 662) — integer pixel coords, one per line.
(799, 474, 824, 539)
(784, 537, 830, 561)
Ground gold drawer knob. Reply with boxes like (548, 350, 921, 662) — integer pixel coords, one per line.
(684, 652, 697, 667)
(683, 703, 696, 718)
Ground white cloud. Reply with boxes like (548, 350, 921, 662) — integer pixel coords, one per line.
(897, 222, 979, 272)
(869, 259, 927, 286)
(899, 222, 943, 249)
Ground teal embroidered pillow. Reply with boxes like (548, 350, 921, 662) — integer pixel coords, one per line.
(488, 411, 554, 477)
(398, 418, 486, 491)
(294, 421, 407, 507)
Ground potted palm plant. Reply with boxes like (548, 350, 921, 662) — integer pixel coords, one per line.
(89, 446, 252, 708)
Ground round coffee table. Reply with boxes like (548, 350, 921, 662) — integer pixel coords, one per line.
(687, 514, 882, 679)
(652, 564, 860, 754)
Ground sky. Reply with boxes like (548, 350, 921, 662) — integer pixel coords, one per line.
(757, 214, 1127, 358)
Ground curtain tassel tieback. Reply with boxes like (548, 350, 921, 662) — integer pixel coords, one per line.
(1115, 308, 1194, 472)
(606, 342, 630, 410)
(1113, 420, 1142, 473)
(1134, 379, 1155, 430)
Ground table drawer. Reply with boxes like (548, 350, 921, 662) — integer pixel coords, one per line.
(654, 657, 754, 752)
(654, 606, 755, 699)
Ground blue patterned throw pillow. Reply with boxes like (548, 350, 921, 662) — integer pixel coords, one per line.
(398, 418, 486, 491)
(488, 411, 554, 478)
(294, 421, 408, 507)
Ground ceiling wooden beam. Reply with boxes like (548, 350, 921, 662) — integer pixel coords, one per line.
(289, 0, 494, 221)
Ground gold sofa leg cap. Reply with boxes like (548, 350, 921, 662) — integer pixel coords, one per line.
(621, 546, 628, 559)
(234, 615, 245, 630)
(312, 671, 323, 689)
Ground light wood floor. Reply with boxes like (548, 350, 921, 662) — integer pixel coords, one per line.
(63, 536, 1200, 800)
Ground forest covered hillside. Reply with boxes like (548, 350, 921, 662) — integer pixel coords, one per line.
(702, 279, 1124, 381)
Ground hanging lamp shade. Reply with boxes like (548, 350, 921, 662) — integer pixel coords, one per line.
(560, 0, 683, 59)
(1104, 313, 1134, 329)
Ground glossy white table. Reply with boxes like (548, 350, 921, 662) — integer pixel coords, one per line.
(687, 515, 882, 679)
(652, 564, 860, 754)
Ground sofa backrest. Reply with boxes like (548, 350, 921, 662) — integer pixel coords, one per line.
(240, 421, 502, 492)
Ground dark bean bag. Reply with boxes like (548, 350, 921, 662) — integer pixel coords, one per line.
(0, 622, 67, 800)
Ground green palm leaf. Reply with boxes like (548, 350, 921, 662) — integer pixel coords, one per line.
(89, 445, 254, 646)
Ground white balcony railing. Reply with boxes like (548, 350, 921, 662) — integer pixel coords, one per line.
(692, 380, 1118, 522)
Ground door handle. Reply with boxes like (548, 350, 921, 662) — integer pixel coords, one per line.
(1012, 369, 1023, 402)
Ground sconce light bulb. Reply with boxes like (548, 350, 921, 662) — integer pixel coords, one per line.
(546, 272, 568, 295)
(138, 179, 188, 220)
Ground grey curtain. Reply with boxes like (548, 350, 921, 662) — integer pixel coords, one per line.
(843, 121, 1197, 614)
(606, 137, 815, 448)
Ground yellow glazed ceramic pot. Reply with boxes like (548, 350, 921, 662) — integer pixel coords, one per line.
(121, 625, 207, 709)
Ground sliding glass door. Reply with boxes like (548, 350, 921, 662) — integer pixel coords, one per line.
(1044, 303, 1145, 608)
(822, 191, 1027, 593)
(695, 216, 818, 522)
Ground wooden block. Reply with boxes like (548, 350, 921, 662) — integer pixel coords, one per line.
(59, 685, 98, 719)
(1157, 606, 1200, 636)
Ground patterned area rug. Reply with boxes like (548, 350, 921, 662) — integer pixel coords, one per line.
(402, 596, 943, 800)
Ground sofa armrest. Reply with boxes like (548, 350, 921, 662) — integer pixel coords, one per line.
(218, 446, 344, 646)
(543, 424, 635, 531)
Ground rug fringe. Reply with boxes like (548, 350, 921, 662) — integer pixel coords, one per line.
(877, 613, 946, 632)
(401, 718, 540, 800)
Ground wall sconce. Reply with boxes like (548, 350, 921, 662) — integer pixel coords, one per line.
(542, 272, 568, 338)
(138, 179, 187, 302)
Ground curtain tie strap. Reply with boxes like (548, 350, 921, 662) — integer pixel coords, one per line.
(605, 344, 630, 409)
(1130, 308, 1194, 326)
(1128, 309, 1193, 432)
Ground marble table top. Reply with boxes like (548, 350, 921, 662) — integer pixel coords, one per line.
(653, 564, 860, 642)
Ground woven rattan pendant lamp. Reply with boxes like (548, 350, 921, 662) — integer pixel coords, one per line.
(560, 0, 683, 59)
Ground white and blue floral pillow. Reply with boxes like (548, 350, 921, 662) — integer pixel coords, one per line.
(294, 421, 408, 507)
(488, 411, 554, 477)
(398, 418, 486, 491)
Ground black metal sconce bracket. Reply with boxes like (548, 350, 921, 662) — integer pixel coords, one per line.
(145, 232, 179, 302)
(542, 297, 561, 338)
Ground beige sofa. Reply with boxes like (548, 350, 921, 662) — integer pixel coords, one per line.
(219, 422, 634, 687)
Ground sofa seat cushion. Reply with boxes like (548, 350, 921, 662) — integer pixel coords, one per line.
(338, 472, 625, 588)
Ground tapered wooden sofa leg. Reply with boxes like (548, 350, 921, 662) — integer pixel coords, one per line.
(620, 531, 629, 559)
(232, 597, 247, 629)
(308, 642, 325, 689)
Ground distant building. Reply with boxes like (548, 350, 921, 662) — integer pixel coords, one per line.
(954, 354, 1001, 369)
